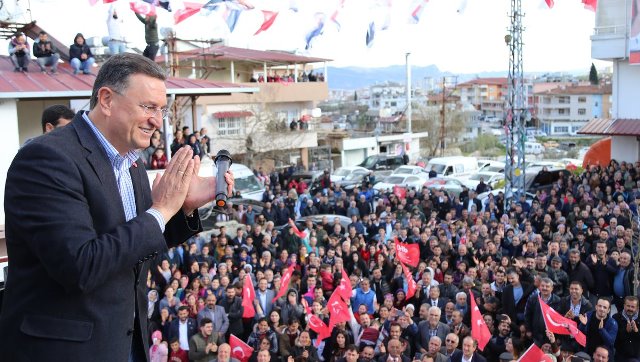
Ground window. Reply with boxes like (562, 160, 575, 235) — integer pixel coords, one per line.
(217, 117, 243, 136)
(558, 109, 566, 115)
(554, 126, 568, 133)
(578, 96, 586, 103)
(578, 109, 586, 115)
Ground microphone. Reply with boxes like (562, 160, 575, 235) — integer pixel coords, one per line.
(214, 150, 232, 208)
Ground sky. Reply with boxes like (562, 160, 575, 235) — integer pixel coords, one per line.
(0, 0, 607, 74)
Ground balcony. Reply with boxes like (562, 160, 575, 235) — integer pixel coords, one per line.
(590, 0, 629, 60)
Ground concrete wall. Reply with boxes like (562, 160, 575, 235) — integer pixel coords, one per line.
(611, 135, 640, 163)
(0, 100, 20, 225)
(17, 99, 71, 145)
(613, 60, 640, 119)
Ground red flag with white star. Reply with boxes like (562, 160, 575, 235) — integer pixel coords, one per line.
(272, 263, 295, 302)
(242, 274, 256, 318)
(470, 292, 491, 351)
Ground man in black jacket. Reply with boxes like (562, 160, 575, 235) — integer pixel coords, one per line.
(33, 31, 59, 73)
(613, 296, 640, 362)
(501, 270, 535, 323)
(218, 285, 244, 341)
(524, 277, 561, 345)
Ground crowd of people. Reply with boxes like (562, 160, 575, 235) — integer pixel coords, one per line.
(143, 156, 640, 362)
(251, 71, 325, 83)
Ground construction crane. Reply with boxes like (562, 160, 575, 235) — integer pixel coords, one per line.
(503, 0, 527, 211)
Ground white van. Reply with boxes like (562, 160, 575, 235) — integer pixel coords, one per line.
(147, 158, 265, 201)
(426, 156, 478, 178)
(524, 142, 544, 155)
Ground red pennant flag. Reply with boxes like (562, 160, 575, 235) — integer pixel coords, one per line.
(242, 274, 256, 318)
(272, 263, 296, 302)
(395, 241, 420, 268)
(582, 0, 597, 11)
(289, 219, 308, 239)
(327, 291, 351, 328)
(538, 296, 587, 346)
(545, 0, 554, 8)
(230, 334, 254, 362)
(130, 1, 157, 17)
(254, 10, 279, 35)
(400, 262, 417, 300)
(470, 293, 492, 351)
(393, 185, 406, 199)
(174, 2, 203, 24)
(518, 343, 553, 362)
(103, 0, 118, 3)
(335, 269, 352, 301)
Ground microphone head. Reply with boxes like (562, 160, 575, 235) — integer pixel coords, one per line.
(215, 149, 232, 166)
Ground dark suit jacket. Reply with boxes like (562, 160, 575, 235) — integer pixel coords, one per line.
(501, 282, 535, 321)
(376, 354, 410, 362)
(448, 350, 487, 362)
(0, 113, 201, 361)
(167, 317, 198, 345)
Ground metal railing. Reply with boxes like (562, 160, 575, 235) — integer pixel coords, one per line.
(593, 24, 627, 36)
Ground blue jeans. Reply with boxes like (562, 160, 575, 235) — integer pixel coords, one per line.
(36, 54, 60, 72)
(108, 41, 127, 55)
(70, 57, 95, 74)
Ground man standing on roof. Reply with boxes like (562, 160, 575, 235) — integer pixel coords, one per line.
(135, 10, 158, 62)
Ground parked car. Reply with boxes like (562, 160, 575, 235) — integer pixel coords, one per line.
(461, 171, 504, 190)
(478, 160, 506, 173)
(330, 166, 369, 182)
(373, 174, 428, 192)
(359, 154, 406, 171)
(425, 156, 478, 178)
(423, 177, 465, 197)
(392, 165, 428, 176)
(478, 189, 535, 207)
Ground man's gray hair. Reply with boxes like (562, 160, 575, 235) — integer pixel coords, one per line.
(90, 53, 166, 109)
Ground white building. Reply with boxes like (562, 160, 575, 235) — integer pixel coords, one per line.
(536, 84, 611, 136)
(368, 82, 407, 115)
(578, 0, 640, 162)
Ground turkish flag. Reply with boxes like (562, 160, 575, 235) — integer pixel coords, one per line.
(242, 274, 256, 318)
(230, 334, 254, 362)
(130, 1, 157, 17)
(518, 343, 553, 362)
(327, 291, 351, 328)
(335, 269, 352, 301)
(393, 185, 406, 199)
(174, 2, 202, 24)
(254, 10, 279, 35)
(544, 0, 554, 8)
(538, 296, 587, 346)
(470, 293, 491, 351)
(304, 303, 331, 347)
(272, 263, 296, 302)
(582, 0, 597, 11)
(395, 241, 420, 268)
(400, 262, 417, 300)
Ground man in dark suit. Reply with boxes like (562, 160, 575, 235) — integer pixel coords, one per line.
(168, 306, 198, 352)
(501, 270, 535, 323)
(0, 53, 233, 361)
(449, 336, 487, 362)
(462, 190, 482, 213)
(377, 338, 410, 362)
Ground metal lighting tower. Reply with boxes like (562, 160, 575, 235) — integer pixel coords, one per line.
(504, 0, 527, 210)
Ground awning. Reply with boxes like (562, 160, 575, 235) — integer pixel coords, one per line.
(213, 111, 253, 118)
(578, 118, 640, 136)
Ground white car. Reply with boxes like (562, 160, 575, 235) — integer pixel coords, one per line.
(373, 174, 429, 192)
(330, 166, 369, 182)
(479, 161, 506, 173)
(462, 172, 504, 190)
(392, 165, 428, 176)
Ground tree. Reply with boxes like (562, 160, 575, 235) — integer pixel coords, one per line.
(411, 102, 466, 157)
(589, 63, 599, 85)
(354, 91, 358, 102)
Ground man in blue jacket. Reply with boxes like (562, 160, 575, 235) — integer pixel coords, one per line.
(578, 297, 618, 361)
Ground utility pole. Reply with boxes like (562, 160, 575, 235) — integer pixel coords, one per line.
(406, 52, 412, 134)
(440, 77, 446, 156)
(504, 0, 527, 211)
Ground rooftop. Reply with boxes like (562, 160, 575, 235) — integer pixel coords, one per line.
(458, 77, 508, 87)
(0, 56, 257, 99)
(535, 84, 612, 96)
(161, 45, 331, 66)
(578, 118, 640, 136)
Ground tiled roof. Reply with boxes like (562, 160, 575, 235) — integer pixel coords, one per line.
(535, 84, 612, 96)
(578, 118, 640, 136)
(458, 77, 508, 87)
(163, 45, 331, 65)
(0, 56, 255, 99)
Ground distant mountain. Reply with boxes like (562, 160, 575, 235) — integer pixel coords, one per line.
(326, 65, 512, 90)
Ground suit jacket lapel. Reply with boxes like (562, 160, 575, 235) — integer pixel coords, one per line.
(72, 111, 126, 221)
(129, 160, 147, 216)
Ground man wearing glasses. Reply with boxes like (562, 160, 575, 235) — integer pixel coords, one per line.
(0, 53, 233, 361)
